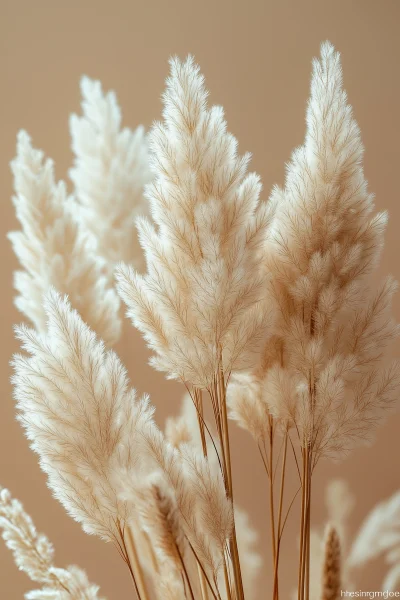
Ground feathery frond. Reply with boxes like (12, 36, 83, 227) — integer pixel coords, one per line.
(228, 372, 273, 444)
(135, 474, 185, 571)
(116, 55, 276, 388)
(70, 77, 152, 270)
(234, 506, 262, 600)
(165, 395, 194, 449)
(9, 131, 120, 345)
(6, 41, 400, 600)
(181, 444, 233, 553)
(0, 488, 104, 599)
(257, 41, 399, 461)
(349, 490, 400, 573)
(12, 289, 142, 543)
(127, 406, 227, 587)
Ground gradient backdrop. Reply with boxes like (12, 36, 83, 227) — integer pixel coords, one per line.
(1, 1, 400, 597)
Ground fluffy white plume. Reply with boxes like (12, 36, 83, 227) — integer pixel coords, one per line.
(383, 563, 400, 594)
(325, 479, 355, 553)
(0, 488, 103, 599)
(234, 506, 262, 600)
(257, 41, 399, 459)
(130, 473, 185, 570)
(9, 131, 121, 345)
(126, 408, 227, 584)
(349, 490, 400, 590)
(116, 55, 276, 388)
(155, 569, 186, 600)
(6, 42, 400, 600)
(308, 529, 325, 600)
(166, 392, 262, 598)
(228, 372, 272, 444)
(180, 444, 233, 553)
(164, 394, 194, 449)
(12, 289, 145, 544)
(70, 77, 152, 269)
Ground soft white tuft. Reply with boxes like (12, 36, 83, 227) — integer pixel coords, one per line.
(70, 77, 152, 270)
(9, 131, 121, 345)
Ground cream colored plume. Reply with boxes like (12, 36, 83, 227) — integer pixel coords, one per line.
(9, 131, 121, 345)
(349, 490, 400, 592)
(166, 392, 263, 599)
(70, 77, 152, 269)
(0, 488, 104, 599)
(255, 41, 399, 459)
(12, 289, 146, 544)
(5, 41, 400, 600)
(116, 55, 276, 389)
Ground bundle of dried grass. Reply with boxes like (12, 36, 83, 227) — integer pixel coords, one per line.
(228, 42, 400, 600)
(3, 41, 398, 600)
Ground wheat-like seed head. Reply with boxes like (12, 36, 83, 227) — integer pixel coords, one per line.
(321, 525, 341, 600)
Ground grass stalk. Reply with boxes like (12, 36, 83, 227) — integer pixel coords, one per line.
(126, 526, 151, 600)
(273, 431, 288, 600)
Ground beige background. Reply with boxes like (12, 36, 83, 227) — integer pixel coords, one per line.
(1, 0, 400, 597)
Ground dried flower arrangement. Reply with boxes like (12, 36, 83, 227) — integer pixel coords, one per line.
(1, 41, 399, 600)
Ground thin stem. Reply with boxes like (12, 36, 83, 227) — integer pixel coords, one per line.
(272, 434, 285, 483)
(223, 550, 233, 600)
(190, 390, 220, 600)
(198, 563, 209, 600)
(194, 387, 208, 457)
(219, 371, 233, 496)
(216, 361, 245, 600)
(305, 452, 312, 600)
(116, 527, 141, 599)
(126, 526, 151, 600)
(258, 442, 270, 477)
(126, 562, 141, 600)
(273, 431, 288, 600)
(288, 433, 301, 482)
(298, 448, 306, 600)
(269, 416, 276, 568)
(184, 380, 221, 470)
(177, 543, 195, 600)
(302, 448, 310, 600)
(298, 446, 312, 600)
(115, 521, 142, 599)
(229, 523, 245, 600)
(188, 540, 219, 600)
(279, 485, 301, 539)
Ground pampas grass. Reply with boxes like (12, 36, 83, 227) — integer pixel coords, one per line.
(9, 131, 121, 346)
(3, 41, 399, 600)
(0, 488, 104, 599)
(70, 77, 152, 271)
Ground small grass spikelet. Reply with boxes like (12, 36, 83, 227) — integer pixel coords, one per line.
(321, 525, 341, 600)
(0, 488, 103, 599)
